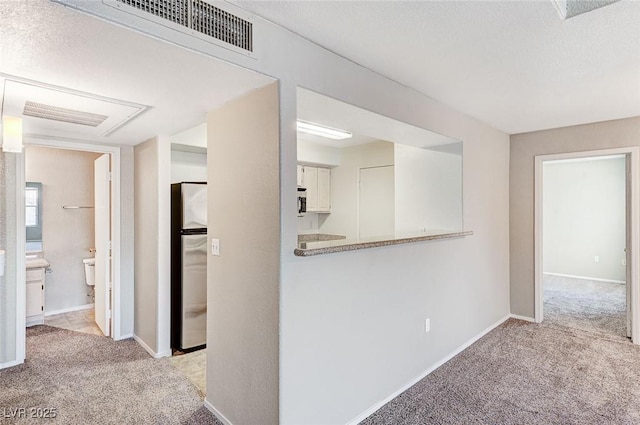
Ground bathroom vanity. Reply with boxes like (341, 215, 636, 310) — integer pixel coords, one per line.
(26, 258, 50, 327)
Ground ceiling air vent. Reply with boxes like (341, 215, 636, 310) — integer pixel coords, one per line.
(23, 101, 109, 127)
(116, 0, 189, 26)
(113, 0, 253, 53)
(191, 0, 252, 52)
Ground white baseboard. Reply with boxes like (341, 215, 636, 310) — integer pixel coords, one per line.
(346, 314, 511, 425)
(204, 399, 234, 425)
(509, 313, 536, 323)
(543, 272, 625, 285)
(156, 349, 172, 358)
(45, 303, 94, 317)
(0, 359, 24, 370)
(26, 318, 45, 327)
(133, 334, 171, 359)
(117, 333, 134, 340)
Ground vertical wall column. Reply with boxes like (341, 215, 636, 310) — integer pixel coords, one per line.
(0, 151, 21, 367)
(134, 136, 171, 357)
(206, 82, 280, 425)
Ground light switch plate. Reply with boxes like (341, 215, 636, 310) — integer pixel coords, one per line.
(211, 238, 220, 256)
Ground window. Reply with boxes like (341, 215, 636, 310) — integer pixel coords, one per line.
(25, 182, 43, 246)
(25, 187, 39, 227)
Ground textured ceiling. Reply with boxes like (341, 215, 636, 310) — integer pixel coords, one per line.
(234, 0, 640, 134)
(0, 1, 272, 146)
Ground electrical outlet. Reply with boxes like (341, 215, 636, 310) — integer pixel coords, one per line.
(594, 256, 600, 263)
(425, 318, 431, 333)
(211, 238, 220, 256)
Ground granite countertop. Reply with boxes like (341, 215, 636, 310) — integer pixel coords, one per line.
(295, 230, 473, 257)
(298, 233, 347, 242)
(26, 259, 50, 269)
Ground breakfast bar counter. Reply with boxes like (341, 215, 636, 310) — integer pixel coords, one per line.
(295, 230, 473, 257)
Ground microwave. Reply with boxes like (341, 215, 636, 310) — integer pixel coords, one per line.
(297, 187, 307, 215)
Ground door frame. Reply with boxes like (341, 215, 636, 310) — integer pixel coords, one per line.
(14, 135, 124, 363)
(534, 147, 640, 344)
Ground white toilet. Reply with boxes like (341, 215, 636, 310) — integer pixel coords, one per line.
(83, 258, 95, 286)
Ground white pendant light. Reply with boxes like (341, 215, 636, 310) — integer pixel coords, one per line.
(2, 116, 24, 153)
(297, 120, 352, 140)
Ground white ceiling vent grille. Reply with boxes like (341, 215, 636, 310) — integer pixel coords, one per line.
(192, 0, 252, 52)
(23, 101, 109, 127)
(117, 0, 189, 26)
(113, 0, 253, 53)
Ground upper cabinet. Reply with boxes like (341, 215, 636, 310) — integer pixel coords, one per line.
(296, 164, 304, 187)
(316, 167, 331, 212)
(299, 164, 331, 213)
(304, 166, 318, 211)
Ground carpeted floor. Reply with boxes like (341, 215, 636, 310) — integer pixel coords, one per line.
(4, 278, 636, 425)
(361, 319, 640, 425)
(0, 326, 222, 425)
(543, 274, 627, 340)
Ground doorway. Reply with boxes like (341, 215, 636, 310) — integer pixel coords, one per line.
(534, 147, 640, 344)
(24, 146, 110, 337)
(17, 137, 123, 354)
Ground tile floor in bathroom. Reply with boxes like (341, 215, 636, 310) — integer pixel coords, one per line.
(169, 349, 207, 396)
(45, 308, 104, 336)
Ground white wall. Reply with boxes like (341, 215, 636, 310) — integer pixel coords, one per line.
(170, 123, 207, 148)
(134, 136, 171, 357)
(543, 157, 626, 282)
(171, 150, 207, 183)
(319, 141, 395, 239)
(0, 151, 18, 364)
(297, 138, 341, 167)
(285, 128, 508, 425)
(25, 147, 101, 312)
(207, 83, 280, 425)
(297, 213, 319, 235)
(395, 144, 463, 236)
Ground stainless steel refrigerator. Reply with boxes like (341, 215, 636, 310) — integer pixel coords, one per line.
(171, 182, 207, 352)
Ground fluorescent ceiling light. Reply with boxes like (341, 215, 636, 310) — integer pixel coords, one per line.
(2, 116, 23, 153)
(549, 0, 621, 19)
(297, 120, 352, 140)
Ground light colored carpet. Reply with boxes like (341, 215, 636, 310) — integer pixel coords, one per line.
(361, 319, 640, 424)
(0, 326, 222, 425)
(543, 274, 627, 339)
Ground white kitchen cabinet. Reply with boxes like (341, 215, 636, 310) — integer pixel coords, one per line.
(317, 167, 331, 212)
(299, 164, 331, 213)
(26, 267, 45, 326)
(304, 166, 318, 211)
(296, 164, 304, 187)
